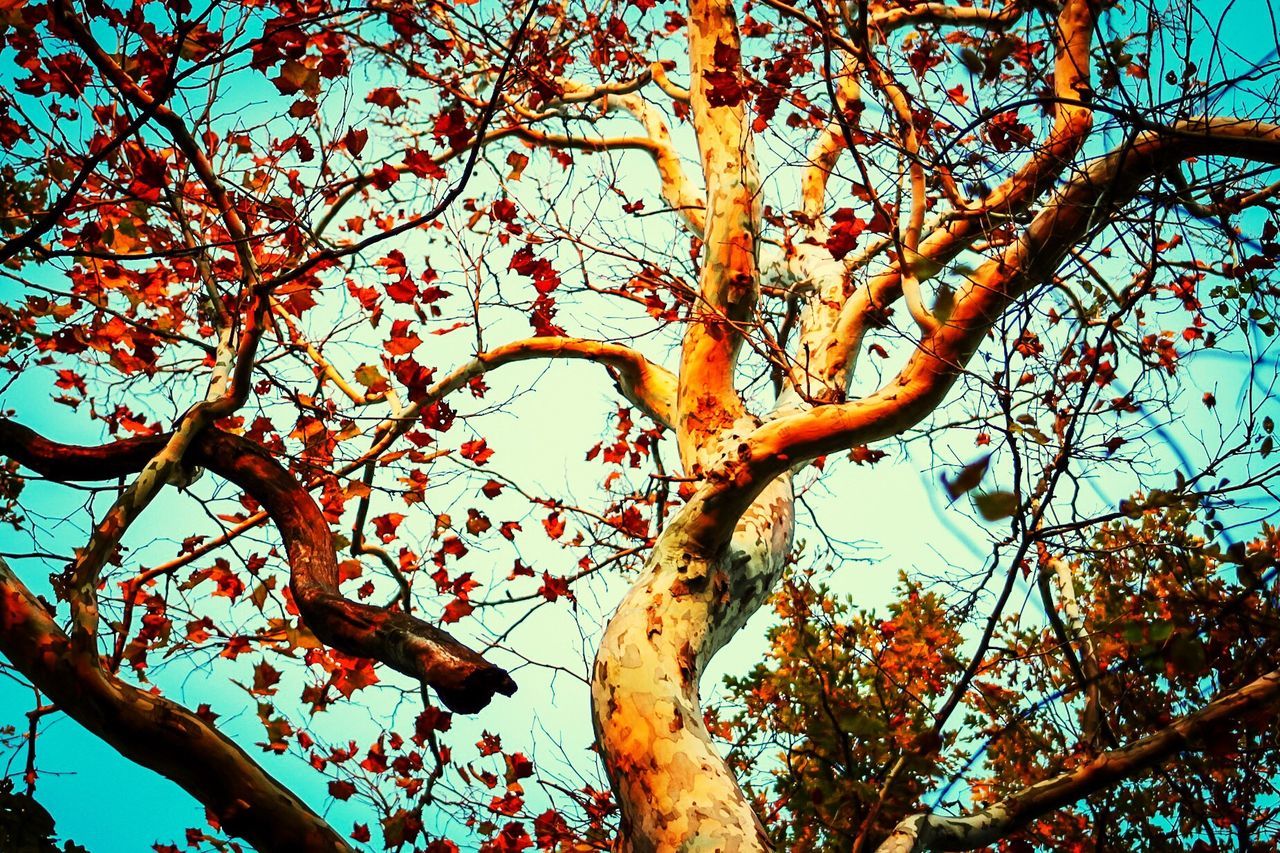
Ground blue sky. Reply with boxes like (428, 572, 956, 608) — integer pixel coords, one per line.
(3, 0, 1280, 849)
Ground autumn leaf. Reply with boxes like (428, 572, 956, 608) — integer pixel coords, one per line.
(973, 490, 1018, 521)
(342, 127, 369, 158)
(942, 454, 991, 500)
(366, 87, 407, 111)
(460, 438, 494, 465)
(441, 597, 474, 623)
(825, 208, 867, 260)
(371, 513, 406, 542)
(542, 511, 565, 540)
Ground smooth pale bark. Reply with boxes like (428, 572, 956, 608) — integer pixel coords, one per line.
(593, 474, 794, 852)
(678, 0, 758, 467)
(877, 670, 1280, 852)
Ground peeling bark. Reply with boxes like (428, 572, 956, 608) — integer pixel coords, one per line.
(593, 474, 794, 852)
(0, 419, 515, 713)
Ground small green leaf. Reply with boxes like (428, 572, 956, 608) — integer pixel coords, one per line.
(973, 490, 1017, 521)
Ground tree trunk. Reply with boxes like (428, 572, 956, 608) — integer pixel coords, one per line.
(592, 473, 794, 852)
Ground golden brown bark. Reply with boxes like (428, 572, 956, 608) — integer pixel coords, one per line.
(0, 419, 515, 713)
(0, 558, 352, 852)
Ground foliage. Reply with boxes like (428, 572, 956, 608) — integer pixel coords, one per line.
(720, 509, 1280, 850)
(0, 0, 1277, 850)
(720, 573, 964, 850)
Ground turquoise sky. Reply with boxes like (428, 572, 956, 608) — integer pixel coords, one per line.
(2, 0, 1280, 850)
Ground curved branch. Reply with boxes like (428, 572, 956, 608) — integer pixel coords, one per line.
(877, 670, 1280, 852)
(367, 337, 677, 455)
(49, 336, 674, 610)
(684, 115, 1280, 552)
(0, 420, 516, 713)
(810, 0, 1100, 397)
(0, 558, 352, 852)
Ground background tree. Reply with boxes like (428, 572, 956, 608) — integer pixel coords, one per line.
(0, 0, 1279, 850)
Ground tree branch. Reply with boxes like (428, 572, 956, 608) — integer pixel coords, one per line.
(683, 115, 1280, 552)
(678, 0, 759, 469)
(876, 670, 1280, 852)
(0, 558, 352, 853)
(0, 419, 516, 713)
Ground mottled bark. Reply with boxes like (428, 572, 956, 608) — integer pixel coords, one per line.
(677, 0, 758, 466)
(591, 111, 1280, 851)
(0, 419, 515, 713)
(593, 474, 794, 852)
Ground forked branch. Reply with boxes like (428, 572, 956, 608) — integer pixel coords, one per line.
(0, 419, 516, 713)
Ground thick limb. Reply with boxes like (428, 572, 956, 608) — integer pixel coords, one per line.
(593, 474, 795, 852)
(0, 558, 352, 853)
(807, 0, 1101, 398)
(678, 0, 759, 467)
(683, 117, 1280, 555)
(0, 419, 515, 713)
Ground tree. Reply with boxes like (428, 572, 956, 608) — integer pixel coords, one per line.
(0, 0, 1279, 850)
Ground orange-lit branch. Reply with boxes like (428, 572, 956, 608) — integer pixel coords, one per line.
(688, 117, 1280, 551)
(0, 559, 353, 853)
(811, 0, 1101, 395)
(0, 420, 516, 713)
(678, 0, 759, 468)
(362, 337, 676, 468)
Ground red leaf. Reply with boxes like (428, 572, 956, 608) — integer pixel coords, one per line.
(342, 127, 369, 158)
(509, 246, 560, 294)
(460, 438, 494, 465)
(385, 319, 423, 355)
(534, 810, 572, 849)
(372, 513, 406, 542)
(433, 106, 474, 150)
(441, 597, 473, 623)
(329, 780, 357, 800)
(330, 656, 379, 698)
(208, 559, 244, 600)
(359, 739, 388, 773)
(476, 730, 502, 756)
(542, 511, 565, 540)
(366, 87, 407, 111)
(848, 445, 887, 466)
(491, 198, 518, 222)
(538, 572, 575, 603)
(703, 69, 745, 107)
(825, 208, 867, 260)
(404, 148, 446, 179)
